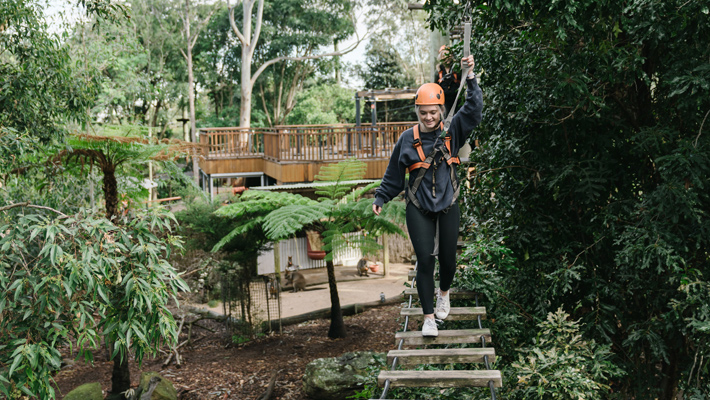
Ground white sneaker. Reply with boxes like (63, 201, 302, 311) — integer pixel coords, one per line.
(435, 289, 451, 320)
(422, 317, 438, 337)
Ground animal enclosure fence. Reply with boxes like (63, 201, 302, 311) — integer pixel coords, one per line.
(220, 271, 282, 339)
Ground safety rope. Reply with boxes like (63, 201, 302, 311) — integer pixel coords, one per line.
(477, 293, 497, 399)
(378, 263, 418, 399)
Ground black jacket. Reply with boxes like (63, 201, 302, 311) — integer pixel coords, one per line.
(374, 77, 483, 212)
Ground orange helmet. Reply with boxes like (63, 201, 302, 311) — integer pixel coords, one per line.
(415, 83, 445, 105)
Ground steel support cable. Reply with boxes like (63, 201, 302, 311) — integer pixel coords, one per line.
(378, 263, 418, 399)
(476, 294, 497, 400)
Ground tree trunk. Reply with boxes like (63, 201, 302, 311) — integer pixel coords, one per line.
(239, 2, 253, 130)
(186, 0, 199, 186)
(102, 164, 118, 220)
(240, 50, 252, 129)
(110, 354, 131, 395)
(334, 40, 340, 85)
(325, 259, 347, 338)
(152, 98, 162, 129)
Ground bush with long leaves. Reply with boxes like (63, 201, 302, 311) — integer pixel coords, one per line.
(0, 206, 188, 399)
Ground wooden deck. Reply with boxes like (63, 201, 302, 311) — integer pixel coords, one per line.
(198, 122, 415, 183)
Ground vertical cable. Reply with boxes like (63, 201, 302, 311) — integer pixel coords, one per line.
(378, 263, 417, 399)
(476, 294, 497, 400)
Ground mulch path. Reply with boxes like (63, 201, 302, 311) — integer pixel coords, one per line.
(53, 304, 405, 399)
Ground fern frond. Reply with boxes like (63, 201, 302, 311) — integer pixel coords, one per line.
(212, 217, 265, 252)
(348, 181, 380, 202)
(315, 159, 367, 200)
(262, 203, 329, 240)
(216, 190, 318, 219)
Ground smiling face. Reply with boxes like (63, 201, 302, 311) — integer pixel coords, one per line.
(418, 105, 442, 131)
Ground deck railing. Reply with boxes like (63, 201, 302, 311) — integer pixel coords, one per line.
(198, 126, 270, 157)
(199, 122, 415, 162)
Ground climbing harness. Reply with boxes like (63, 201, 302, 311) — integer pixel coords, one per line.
(406, 122, 461, 211)
(405, 122, 461, 256)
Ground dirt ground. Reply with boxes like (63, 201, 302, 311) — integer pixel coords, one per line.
(53, 264, 416, 400)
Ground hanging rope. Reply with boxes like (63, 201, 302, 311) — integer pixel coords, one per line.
(477, 293, 498, 399)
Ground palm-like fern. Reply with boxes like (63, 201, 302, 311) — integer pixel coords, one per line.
(213, 159, 406, 338)
(53, 134, 200, 219)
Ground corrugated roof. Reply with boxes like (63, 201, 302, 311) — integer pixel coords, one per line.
(250, 179, 378, 191)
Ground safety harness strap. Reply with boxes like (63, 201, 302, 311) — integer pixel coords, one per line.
(408, 123, 458, 173)
(406, 123, 461, 210)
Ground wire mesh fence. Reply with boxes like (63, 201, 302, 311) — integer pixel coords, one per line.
(220, 271, 282, 339)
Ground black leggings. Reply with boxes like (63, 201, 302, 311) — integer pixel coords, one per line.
(406, 202, 460, 315)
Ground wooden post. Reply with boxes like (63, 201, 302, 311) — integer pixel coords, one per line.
(273, 241, 282, 334)
(383, 234, 390, 277)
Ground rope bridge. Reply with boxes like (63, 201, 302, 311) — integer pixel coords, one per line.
(372, 263, 501, 399)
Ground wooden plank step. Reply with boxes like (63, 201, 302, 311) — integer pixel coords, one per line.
(402, 288, 478, 300)
(377, 370, 502, 388)
(408, 269, 416, 281)
(387, 348, 496, 366)
(401, 307, 487, 320)
(395, 329, 492, 346)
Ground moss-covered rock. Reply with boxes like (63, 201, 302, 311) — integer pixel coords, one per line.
(303, 351, 385, 400)
(138, 372, 177, 400)
(63, 382, 103, 400)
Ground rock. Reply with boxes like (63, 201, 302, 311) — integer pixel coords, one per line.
(138, 372, 177, 400)
(303, 351, 384, 400)
(63, 382, 103, 400)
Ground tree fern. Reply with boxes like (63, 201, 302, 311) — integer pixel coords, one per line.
(212, 160, 407, 339)
(262, 203, 330, 240)
(347, 180, 381, 203)
(212, 217, 265, 252)
(215, 190, 318, 219)
(314, 158, 367, 200)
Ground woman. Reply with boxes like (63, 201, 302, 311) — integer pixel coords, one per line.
(372, 55, 482, 337)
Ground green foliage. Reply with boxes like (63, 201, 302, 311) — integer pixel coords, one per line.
(349, 353, 387, 399)
(314, 159, 368, 200)
(0, 0, 100, 142)
(213, 160, 406, 337)
(212, 190, 319, 252)
(358, 38, 417, 122)
(247, 0, 358, 125)
(359, 37, 415, 91)
(509, 309, 623, 400)
(67, 0, 188, 130)
(286, 83, 356, 125)
(426, 0, 710, 397)
(0, 207, 188, 399)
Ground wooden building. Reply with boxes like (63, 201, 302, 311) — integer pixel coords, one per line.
(197, 122, 415, 198)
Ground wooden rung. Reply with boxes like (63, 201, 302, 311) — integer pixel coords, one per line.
(387, 348, 496, 366)
(408, 269, 416, 281)
(377, 370, 502, 388)
(401, 307, 487, 320)
(402, 288, 478, 300)
(395, 329, 492, 346)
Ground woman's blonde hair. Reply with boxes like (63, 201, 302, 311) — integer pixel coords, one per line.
(415, 105, 446, 130)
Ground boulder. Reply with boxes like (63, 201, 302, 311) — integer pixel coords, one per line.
(303, 351, 384, 400)
(63, 382, 103, 400)
(138, 372, 177, 400)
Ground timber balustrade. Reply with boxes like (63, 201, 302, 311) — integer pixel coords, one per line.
(198, 126, 270, 157)
(199, 122, 414, 162)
